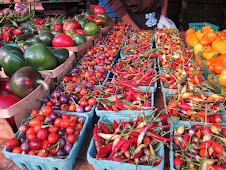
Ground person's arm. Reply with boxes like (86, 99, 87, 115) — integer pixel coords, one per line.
(108, 0, 141, 30)
(161, 0, 168, 17)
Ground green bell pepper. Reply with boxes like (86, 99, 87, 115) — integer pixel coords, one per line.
(38, 31, 54, 46)
(2, 50, 28, 77)
(52, 48, 69, 66)
(24, 44, 57, 71)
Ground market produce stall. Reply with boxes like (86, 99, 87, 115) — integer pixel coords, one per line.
(0, 3, 226, 170)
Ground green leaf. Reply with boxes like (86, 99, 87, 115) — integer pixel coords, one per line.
(201, 80, 216, 91)
(170, 115, 180, 123)
(105, 94, 123, 102)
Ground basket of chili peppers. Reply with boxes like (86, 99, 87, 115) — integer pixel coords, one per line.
(158, 63, 215, 94)
(87, 110, 172, 170)
(154, 28, 180, 49)
(3, 110, 88, 170)
(95, 83, 155, 117)
(42, 83, 97, 128)
(163, 88, 226, 124)
(169, 121, 226, 170)
(112, 55, 157, 92)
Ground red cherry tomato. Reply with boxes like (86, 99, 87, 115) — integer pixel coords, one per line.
(88, 98, 97, 106)
(48, 133, 59, 144)
(48, 125, 59, 133)
(41, 106, 53, 116)
(67, 134, 77, 143)
(37, 128, 48, 141)
(80, 100, 88, 107)
(6, 138, 19, 149)
(12, 146, 22, 154)
(60, 118, 71, 129)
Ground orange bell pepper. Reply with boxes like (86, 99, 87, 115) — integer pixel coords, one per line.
(202, 46, 217, 60)
(186, 33, 200, 48)
(201, 25, 212, 34)
(219, 69, 226, 88)
(195, 30, 204, 40)
(212, 39, 226, 55)
(200, 30, 217, 46)
(186, 28, 195, 36)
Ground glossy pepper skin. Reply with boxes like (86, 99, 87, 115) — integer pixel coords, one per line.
(10, 66, 45, 98)
(52, 48, 69, 66)
(2, 50, 28, 77)
(0, 45, 23, 66)
(24, 44, 57, 71)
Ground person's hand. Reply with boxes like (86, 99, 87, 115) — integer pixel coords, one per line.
(157, 15, 177, 29)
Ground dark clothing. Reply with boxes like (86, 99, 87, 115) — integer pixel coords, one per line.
(107, 0, 164, 18)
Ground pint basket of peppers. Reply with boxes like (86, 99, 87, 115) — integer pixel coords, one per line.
(87, 111, 172, 170)
(169, 121, 226, 170)
(164, 89, 226, 124)
(95, 83, 155, 117)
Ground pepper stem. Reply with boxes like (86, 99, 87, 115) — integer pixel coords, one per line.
(36, 79, 49, 91)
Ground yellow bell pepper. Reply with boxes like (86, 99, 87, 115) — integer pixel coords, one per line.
(194, 43, 204, 56)
(212, 39, 226, 55)
(202, 46, 217, 60)
(195, 30, 204, 40)
(186, 34, 200, 48)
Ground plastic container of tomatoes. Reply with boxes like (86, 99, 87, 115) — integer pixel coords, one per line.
(3, 111, 88, 170)
(87, 114, 165, 170)
(95, 87, 154, 117)
(163, 90, 226, 125)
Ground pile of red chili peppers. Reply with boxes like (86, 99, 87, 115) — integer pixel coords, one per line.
(94, 110, 172, 167)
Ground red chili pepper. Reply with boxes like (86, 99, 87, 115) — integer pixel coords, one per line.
(94, 125, 102, 150)
(168, 84, 176, 89)
(115, 94, 125, 110)
(126, 89, 133, 101)
(222, 128, 226, 136)
(147, 124, 171, 131)
(211, 165, 225, 170)
(180, 133, 189, 149)
(129, 131, 140, 137)
(193, 124, 203, 129)
(155, 112, 171, 122)
(134, 150, 143, 164)
(211, 141, 225, 154)
(148, 132, 173, 141)
(199, 141, 211, 150)
(96, 105, 105, 110)
(174, 155, 182, 169)
(120, 137, 137, 153)
(153, 155, 163, 166)
(214, 114, 222, 123)
(108, 138, 127, 158)
(178, 104, 191, 110)
(114, 120, 119, 130)
(99, 122, 110, 134)
(103, 156, 124, 162)
(142, 68, 154, 80)
(158, 75, 167, 82)
(96, 143, 112, 160)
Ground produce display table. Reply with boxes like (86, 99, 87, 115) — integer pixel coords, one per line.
(0, 85, 170, 170)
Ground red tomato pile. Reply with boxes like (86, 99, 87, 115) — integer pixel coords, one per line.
(5, 106, 86, 157)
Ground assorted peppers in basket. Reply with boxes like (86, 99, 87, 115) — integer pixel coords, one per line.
(171, 123, 226, 170)
(94, 111, 172, 166)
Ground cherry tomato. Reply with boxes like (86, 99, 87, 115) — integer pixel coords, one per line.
(26, 127, 35, 134)
(76, 123, 83, 130)
(41, 106, 53, 116)
(54, 118, 62, 127)
(80, 100, 88, 107)
(70, 119, 77, 128)
(74, 129, 80, 135)
(48, 125, 59, 133)
(61, 114, 69, 119)
(41, 140, 51, 149)
(60, 118, 71, 129)
(60, 104, 69, 111)
(29, 118, 41, 127)
(6, 138, 19, 149)
(79, 88, 87, 96)
(37, 149, 48, 157)
(12, 146, 22, 153)
(33, 124, 42, 133)
(28, 150, 36, 155)
(30, 139, 42, 150)
(67, 134, 77, 143)
(31, 109, 39, 116)
(66, 127, 75, 134)
(63, 76, 71, 83)
(88, 98, 96, 106)
(48, 133, 59, 144)
(49, 146, 58, 156)
(37, 128, 48, 141)
(46, 101, 53, 106)
(69, 104, 76, 112)
(36, 115, 45, 122)
(27, 132, 36, 141)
